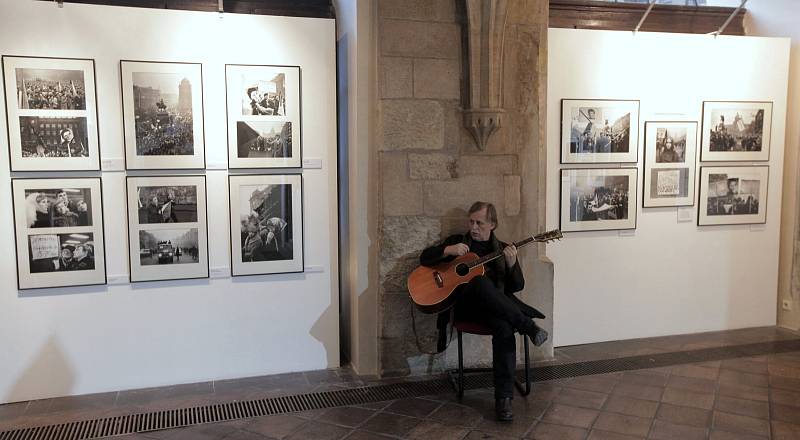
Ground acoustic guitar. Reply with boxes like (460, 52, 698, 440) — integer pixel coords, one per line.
(407, 229, 563, 314)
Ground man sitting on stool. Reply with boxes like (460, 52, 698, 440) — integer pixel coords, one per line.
(419, 201, 548, 422)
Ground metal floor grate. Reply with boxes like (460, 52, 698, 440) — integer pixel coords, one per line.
(2, 338, 799, 440)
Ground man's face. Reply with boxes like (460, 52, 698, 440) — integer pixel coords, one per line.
(469, 207, 495, 242)
(62, 130, 73, 142)
(587, 109, 596, 120)
(665, 138, 673, 150)
(728, 180, 739, 194)
(74, 246, 85, 259)
(61, 249, 72, 259)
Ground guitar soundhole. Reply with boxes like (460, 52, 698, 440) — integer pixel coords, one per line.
(455, 263, 469, 277)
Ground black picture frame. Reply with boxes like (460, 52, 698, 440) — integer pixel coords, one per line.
(559, 167, 639, 233)
(2, 55, 102, 172)
(119, 59, 207, 170)
(224, 64, 303, 170)
(124, 174, 210, 283)
(642, 120, 699, 209)
(227, 173, 305, 277)
(699, 100, 773, 163)
(11, 176, 107, 290)
(697, 165, 769, 227)
(560, 98, 641, 165)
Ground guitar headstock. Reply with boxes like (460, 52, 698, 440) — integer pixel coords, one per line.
(534, 229, 563, 243)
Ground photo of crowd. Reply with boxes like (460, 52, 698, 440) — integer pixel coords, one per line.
(132, 72, 194, 156)
(240, 72, 286, 116)
(238, 184, 293, 262)
(236, 121, 292, 158)
(569, 175, 630, 222)
(706, 173, 761, 216)
(24, 188, 92, 228)
(15, 68, 86, 110)
(19, 116, 89, 158)
(655, 127, 687, 163)
(709, 108, 765, 152)
(136, 186, 197, 224)
(570, 106, 632, 154)
(28, 233, 95, 273)
(139, 228, 199, 266)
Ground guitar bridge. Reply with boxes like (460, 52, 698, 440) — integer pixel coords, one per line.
(433, 271, 444, 288)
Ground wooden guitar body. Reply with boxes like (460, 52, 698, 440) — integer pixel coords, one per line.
(407, 252, 486, 314)
(406, 229, 562, 313)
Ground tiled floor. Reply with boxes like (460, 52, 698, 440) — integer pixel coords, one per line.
(1, 326, 800, 439)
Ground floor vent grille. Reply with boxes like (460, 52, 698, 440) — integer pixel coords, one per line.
(2, 338, 798, 440)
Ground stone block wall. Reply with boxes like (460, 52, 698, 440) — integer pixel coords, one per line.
(377, 0, 551, 376)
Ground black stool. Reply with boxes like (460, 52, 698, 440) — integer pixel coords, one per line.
(447, 321, 531, 400)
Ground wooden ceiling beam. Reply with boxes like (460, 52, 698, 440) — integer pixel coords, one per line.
(550, 0, 745, 36)
(36, 0, 335, 18)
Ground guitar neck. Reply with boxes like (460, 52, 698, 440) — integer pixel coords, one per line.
(467, 236, 537, 269)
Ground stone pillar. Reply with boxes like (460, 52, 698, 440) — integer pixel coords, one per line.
(377, 0, 552, 376)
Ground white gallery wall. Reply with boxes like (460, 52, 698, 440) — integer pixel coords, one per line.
(547, 29, 790, 347)
(0, 2, 338, 403)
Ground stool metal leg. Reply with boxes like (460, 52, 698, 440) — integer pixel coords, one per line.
(457, 330, 465, 400)
(514, 334, 532, 396)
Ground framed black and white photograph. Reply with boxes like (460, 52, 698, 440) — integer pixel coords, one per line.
(228, 174, 303, 276)
(11, 177, 106, 289)
(2, 56, 100, 171)
(560, 168, 638, 232)
(225, 64, 301, 169)
(126, 175, 208, 282)
(120, 60, 205, 169)
(698, 166, 768, 226)
(561, 99, 639, 164)
(701, 101, 772, 162)
(643, 121, 698, 208)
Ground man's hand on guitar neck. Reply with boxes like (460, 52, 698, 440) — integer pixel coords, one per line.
(444, 243, 469, 257)
(503, 244, 517, 267)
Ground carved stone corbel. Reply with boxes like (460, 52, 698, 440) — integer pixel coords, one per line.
(463, 0, 508, 151)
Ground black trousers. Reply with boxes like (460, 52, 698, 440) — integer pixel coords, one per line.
(454, 276, 531, 399)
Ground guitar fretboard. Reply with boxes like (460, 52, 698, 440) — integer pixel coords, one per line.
(465, 236, 539, 269)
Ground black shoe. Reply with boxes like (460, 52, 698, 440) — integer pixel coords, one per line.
(532, 324, 549, 347)
(495, 397, 513, 422)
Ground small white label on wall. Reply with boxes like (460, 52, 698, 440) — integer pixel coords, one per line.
(618, 229, 636, 237)
(677, 206, 694, 222)
(206, 162, 228, 170)
(749, 224, 767, 232)
(303, 158, 323, 169)
(101, 158, 125, 171)
(210, 267, 230, 278)
(304, 265, 324, 273)
(108, 274, 129, 285)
